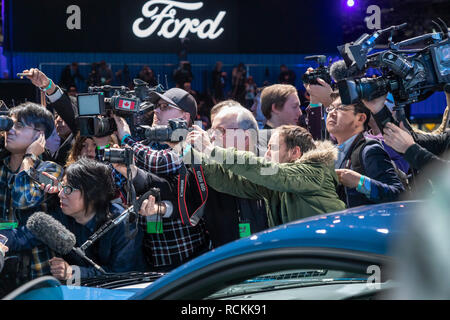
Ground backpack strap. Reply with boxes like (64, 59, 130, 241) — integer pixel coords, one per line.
(350, 137, 381, 175)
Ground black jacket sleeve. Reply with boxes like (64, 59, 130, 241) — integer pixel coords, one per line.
(48, 93, 78, 133)
(132, 167, 177, 202)
(403, 131, 450, 170)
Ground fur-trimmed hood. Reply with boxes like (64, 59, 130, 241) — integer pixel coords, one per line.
(296, 140, 338, 166)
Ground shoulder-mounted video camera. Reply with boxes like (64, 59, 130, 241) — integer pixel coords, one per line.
(336, 18, 450, 109)
(76, 79, 164, 139)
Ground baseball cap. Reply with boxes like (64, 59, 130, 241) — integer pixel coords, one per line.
(150, 88, 197, 123)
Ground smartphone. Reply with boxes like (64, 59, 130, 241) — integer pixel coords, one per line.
(28, 168, 55, 186)
(16, 72, 29, 79)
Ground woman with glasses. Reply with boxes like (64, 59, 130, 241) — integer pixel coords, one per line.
(1, 158, 146, 281)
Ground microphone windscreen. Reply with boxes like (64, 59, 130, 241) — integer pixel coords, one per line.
(330, 60, 366, 82)
(330, 60, 351, 82)
(26, 212, 76, 255)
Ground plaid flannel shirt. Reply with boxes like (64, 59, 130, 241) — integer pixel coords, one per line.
(122, 137, 209, 268)
(138, 215, 208, 268)
(123, 136, 182, 175)
(0, 155, 63, 279)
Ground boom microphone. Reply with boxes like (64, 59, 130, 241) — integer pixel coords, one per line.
(26, 212, 75, 255)
(330, 60, 364, 82)
(26, 212, 106, 273)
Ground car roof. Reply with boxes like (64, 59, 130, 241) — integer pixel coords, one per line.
(131, 200, 420, 299)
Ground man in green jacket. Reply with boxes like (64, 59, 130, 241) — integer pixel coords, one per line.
(186, 125, 346, 228)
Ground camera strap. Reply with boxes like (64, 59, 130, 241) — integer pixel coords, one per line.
(177, 164, 208, 227)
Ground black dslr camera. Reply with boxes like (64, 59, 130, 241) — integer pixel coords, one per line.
(76, 79, 164, 138)
(144, 118, 191, 142)
(336, 19, 450, 110)
(102, 147, 134, 166)
(302, 55, 333, 86)
(100, 118, 190, 165)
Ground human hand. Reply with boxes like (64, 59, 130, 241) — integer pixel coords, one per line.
(186, 125, 213, 154)
(335, 169, 362, 188)
(39, 172, 60, 194)
(362, 94, 388, 114)
(26, 132, 46, 156)
(112, 115, 131, 141)
(21, 68, 56, 95)
(138, 194, 160, 217)
(0, 243, 8, 255)
(383, 122, 415, 153)
(305, 78, 333, 106)
(49, 257, 73, 281)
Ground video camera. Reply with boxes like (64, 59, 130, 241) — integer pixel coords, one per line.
(336, 18, 450, 110)
(76, 79, 164, 139)
(302, 55, 333, 87)
(101, 118, 191, 165)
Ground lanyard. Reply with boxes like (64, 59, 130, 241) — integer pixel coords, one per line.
(177, 164, 208, 227)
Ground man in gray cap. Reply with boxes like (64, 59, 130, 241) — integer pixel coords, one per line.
(113, 88, 210, 272)
(150, 87, 197, 127)
(114, 87, 198, 174)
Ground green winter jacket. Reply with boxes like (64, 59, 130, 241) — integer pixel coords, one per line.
(192, 141, 346, 228)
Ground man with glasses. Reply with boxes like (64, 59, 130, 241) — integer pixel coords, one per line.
(326, 95, 404, 208)
(114, 88, 197, 176)
(202, 104, 268, 247)
(113, 88, 210, 272)
(186, 124, 346, 227)
(0, 102, 63, 293)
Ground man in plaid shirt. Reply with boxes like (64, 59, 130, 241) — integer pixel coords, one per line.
(0, 103, 63, 290)
(114, 88, 210, 272)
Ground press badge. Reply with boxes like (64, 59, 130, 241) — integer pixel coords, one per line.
(239, 223, 251, 238)
(0, 222, 18, 230)
(147, 221, 163, 234)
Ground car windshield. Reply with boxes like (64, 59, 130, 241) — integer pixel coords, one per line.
(206, 269, 371, 299)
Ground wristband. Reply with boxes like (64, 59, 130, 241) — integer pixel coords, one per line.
(121, 134, 131, 146)
(309, 103, 322, 108)
(40, 79, 53, 92)
(356, 175, 365, 192)
(23, 153, 38, 162)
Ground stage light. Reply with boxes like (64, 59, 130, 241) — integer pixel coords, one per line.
(347, 0, 355, 7)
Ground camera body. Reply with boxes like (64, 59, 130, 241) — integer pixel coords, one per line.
(337, 21, 450, 107)
(0, 116, 13, 132)
(302, 55, 333, 86)
(144, 118, 191, 142)
(102, 147, 134, 166)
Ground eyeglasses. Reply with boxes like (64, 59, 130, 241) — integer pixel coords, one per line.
(325, 105, 355, 113)
(155, 102, 183, 112)
(12, 121, 40, 132)
(58, 183, 80, 195)
(208, 127, 242, 136)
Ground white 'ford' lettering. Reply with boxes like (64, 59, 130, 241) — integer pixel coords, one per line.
(133, 0, 226, 40)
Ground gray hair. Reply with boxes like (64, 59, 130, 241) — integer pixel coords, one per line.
(215, 105, 259, 153)
(216, 105, 259, 132)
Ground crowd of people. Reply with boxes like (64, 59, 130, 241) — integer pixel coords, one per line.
(56, 60, 304, 131)
(0, 61, 448, 297)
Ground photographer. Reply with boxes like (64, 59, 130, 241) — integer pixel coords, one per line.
(114, 88, 210, 272)
(22, 68, 78, 166)
(363, 91, 450, 171)
(326, 95, 404, 207)
(0, 102, 63, 288)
